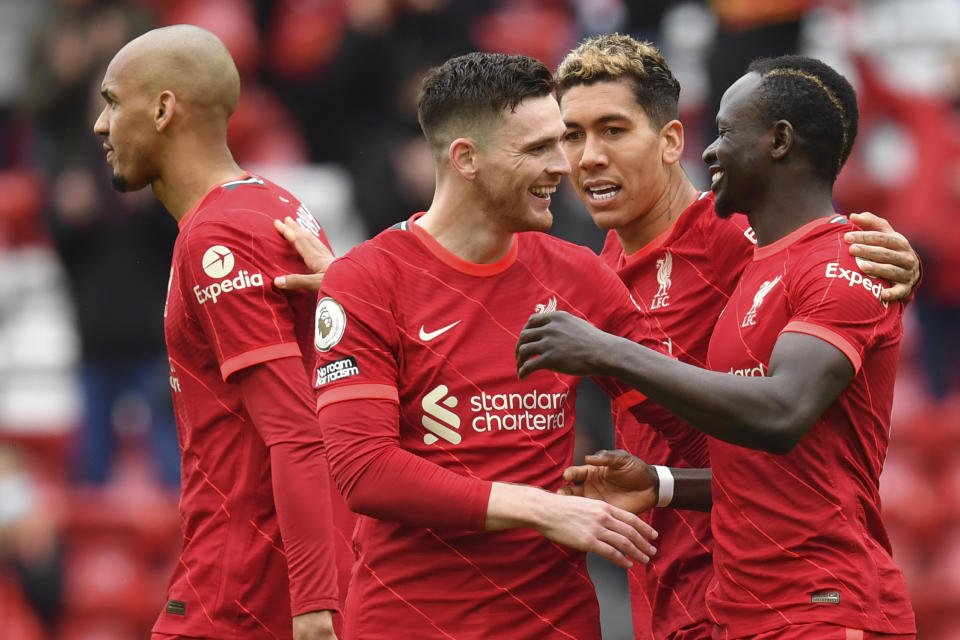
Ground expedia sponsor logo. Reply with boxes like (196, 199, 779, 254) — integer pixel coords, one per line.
(825, 262, 888, 308)
(420, 384, 569, 446)
(193, 270, 264, 305)
(728, 363, 766, 377)
(202, 245, 235, 278)
(316, 356, 359, 387)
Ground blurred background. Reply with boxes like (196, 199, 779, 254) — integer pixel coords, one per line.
(0, 0, 957, 638)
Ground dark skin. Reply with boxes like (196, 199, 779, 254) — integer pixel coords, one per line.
(517, 71, 867, 504)
(558, 450, 713, 512)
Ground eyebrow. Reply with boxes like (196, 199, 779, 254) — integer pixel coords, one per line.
(523, 134, 560, 150)
(564, 113, 631, 128)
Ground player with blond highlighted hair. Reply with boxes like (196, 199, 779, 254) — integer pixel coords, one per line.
(519, 53, 917, 640)
(545, 35, 919, 639)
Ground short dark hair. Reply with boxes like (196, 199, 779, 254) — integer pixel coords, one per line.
(417, 52, 555, 160)
(747, 55, 859, 182)
(555, 34, 680, 129)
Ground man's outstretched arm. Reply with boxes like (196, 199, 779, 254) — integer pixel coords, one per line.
(319, 398, 658, 569)
(517, 313, 854, 455)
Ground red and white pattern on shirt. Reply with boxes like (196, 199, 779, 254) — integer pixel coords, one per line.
(705, 215, 915, 638)
(601, 192, 754, 640)
(314, 214, 656, 640)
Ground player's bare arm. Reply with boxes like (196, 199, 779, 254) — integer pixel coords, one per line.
(517, 312, 854, 454)
(844, 211, 920, 301)
(273, 216, 335, 291)
(485, 482, 658, 569)
(560, 450, 712, 513)
(293, 610, 337, 640)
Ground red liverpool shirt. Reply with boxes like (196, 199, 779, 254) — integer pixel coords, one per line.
(157, 175, 342, 638)
(601, 192, 754, 639)
(705, 215, 915, 638)
(314, 213, 660, 640)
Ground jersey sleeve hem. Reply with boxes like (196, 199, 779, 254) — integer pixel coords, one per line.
(316, 383, 399, 413)
(220, 343, 302, 380)
(613, 389, 648, 410)
(781, 320, 863, 373)
(290, 597, 341, 617)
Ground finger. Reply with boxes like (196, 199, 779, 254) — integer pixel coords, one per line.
(847, 211, 893, 233)
(583, 450, 628, 467)
(274, 218, 296, 241)
(274, 273, 324, 292)
(600, 514, 658, 561)
(562, 465, 592, 484)
(844, 230, 908, 251)
(557, 485, 584, 497)
(589, 538, 637, 569)
(521, 313, 551, 330)
(847, 243, 915, 270)
(515, 339, 545, 369)
(517, 355, 547, 380)
(852, 259, 911, 283)
(880, 283, 911, 302)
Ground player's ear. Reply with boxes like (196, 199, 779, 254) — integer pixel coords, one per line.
(770, 120, 793, 160)
(660, 119, 684, 166)
(155, 90, 176, 133)
(449, 138, 479, 180)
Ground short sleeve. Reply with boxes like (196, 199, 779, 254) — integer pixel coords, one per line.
(708, 214, 756, 296)
(781, 234, 903, 374)
(313, 253, 401, 412)
(571, 252, 666, 406)
(180, 219, 303, 380)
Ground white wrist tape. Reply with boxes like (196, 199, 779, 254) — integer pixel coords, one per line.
(653, 465, 674, 508)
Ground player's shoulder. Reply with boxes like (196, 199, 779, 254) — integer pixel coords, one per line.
(791, 214, 856, 258)
(323, 222, 415, 287)
(520, 231, 602, 263)
(192, 175, 302, 229)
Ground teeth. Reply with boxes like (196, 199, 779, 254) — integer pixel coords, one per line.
(530, 186, 556, 197)
(588, 186, 619, 200)
(711, 170, 724, 187)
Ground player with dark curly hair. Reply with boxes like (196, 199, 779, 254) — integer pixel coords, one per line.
(518, 55, 917, 639)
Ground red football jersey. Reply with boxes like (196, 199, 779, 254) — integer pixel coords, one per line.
(157, 175, 345, 638)
(705, 215, 915, 638)
(600, 192, 754, 639)
(314, 214, 657, 640)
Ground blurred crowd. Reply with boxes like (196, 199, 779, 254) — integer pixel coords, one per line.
(0, 0, 958, 638)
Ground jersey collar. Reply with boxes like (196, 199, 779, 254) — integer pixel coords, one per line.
(406, 212, 519, 276)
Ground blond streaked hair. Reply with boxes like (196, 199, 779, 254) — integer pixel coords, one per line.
(555, 33, 680, 128)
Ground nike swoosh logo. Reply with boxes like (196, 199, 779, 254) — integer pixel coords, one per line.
(419, 321, 461, 341)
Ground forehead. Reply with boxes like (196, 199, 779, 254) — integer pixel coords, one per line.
(717, 72, 763, 123)
(494, 94, 565, 143)
(560, 79, 651, 126)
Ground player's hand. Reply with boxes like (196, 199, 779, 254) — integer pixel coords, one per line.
(516, 311, 613, 379)
(535, 490, 657, 568)
(845, 212, 920, 301)
(560, 450, 659, 515)
(293, 610, 337, 640)
(273, 217, 335, 292)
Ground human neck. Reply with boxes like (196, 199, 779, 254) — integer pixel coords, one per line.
(152, 138, 245, 222)
(616, 168, 699, 256)
(416, 185, 516, 264)
(746, 177, 836, 246)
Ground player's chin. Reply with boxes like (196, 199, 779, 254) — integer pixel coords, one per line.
(713, 195, 736, 219)
(525, 208, 554, 232)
